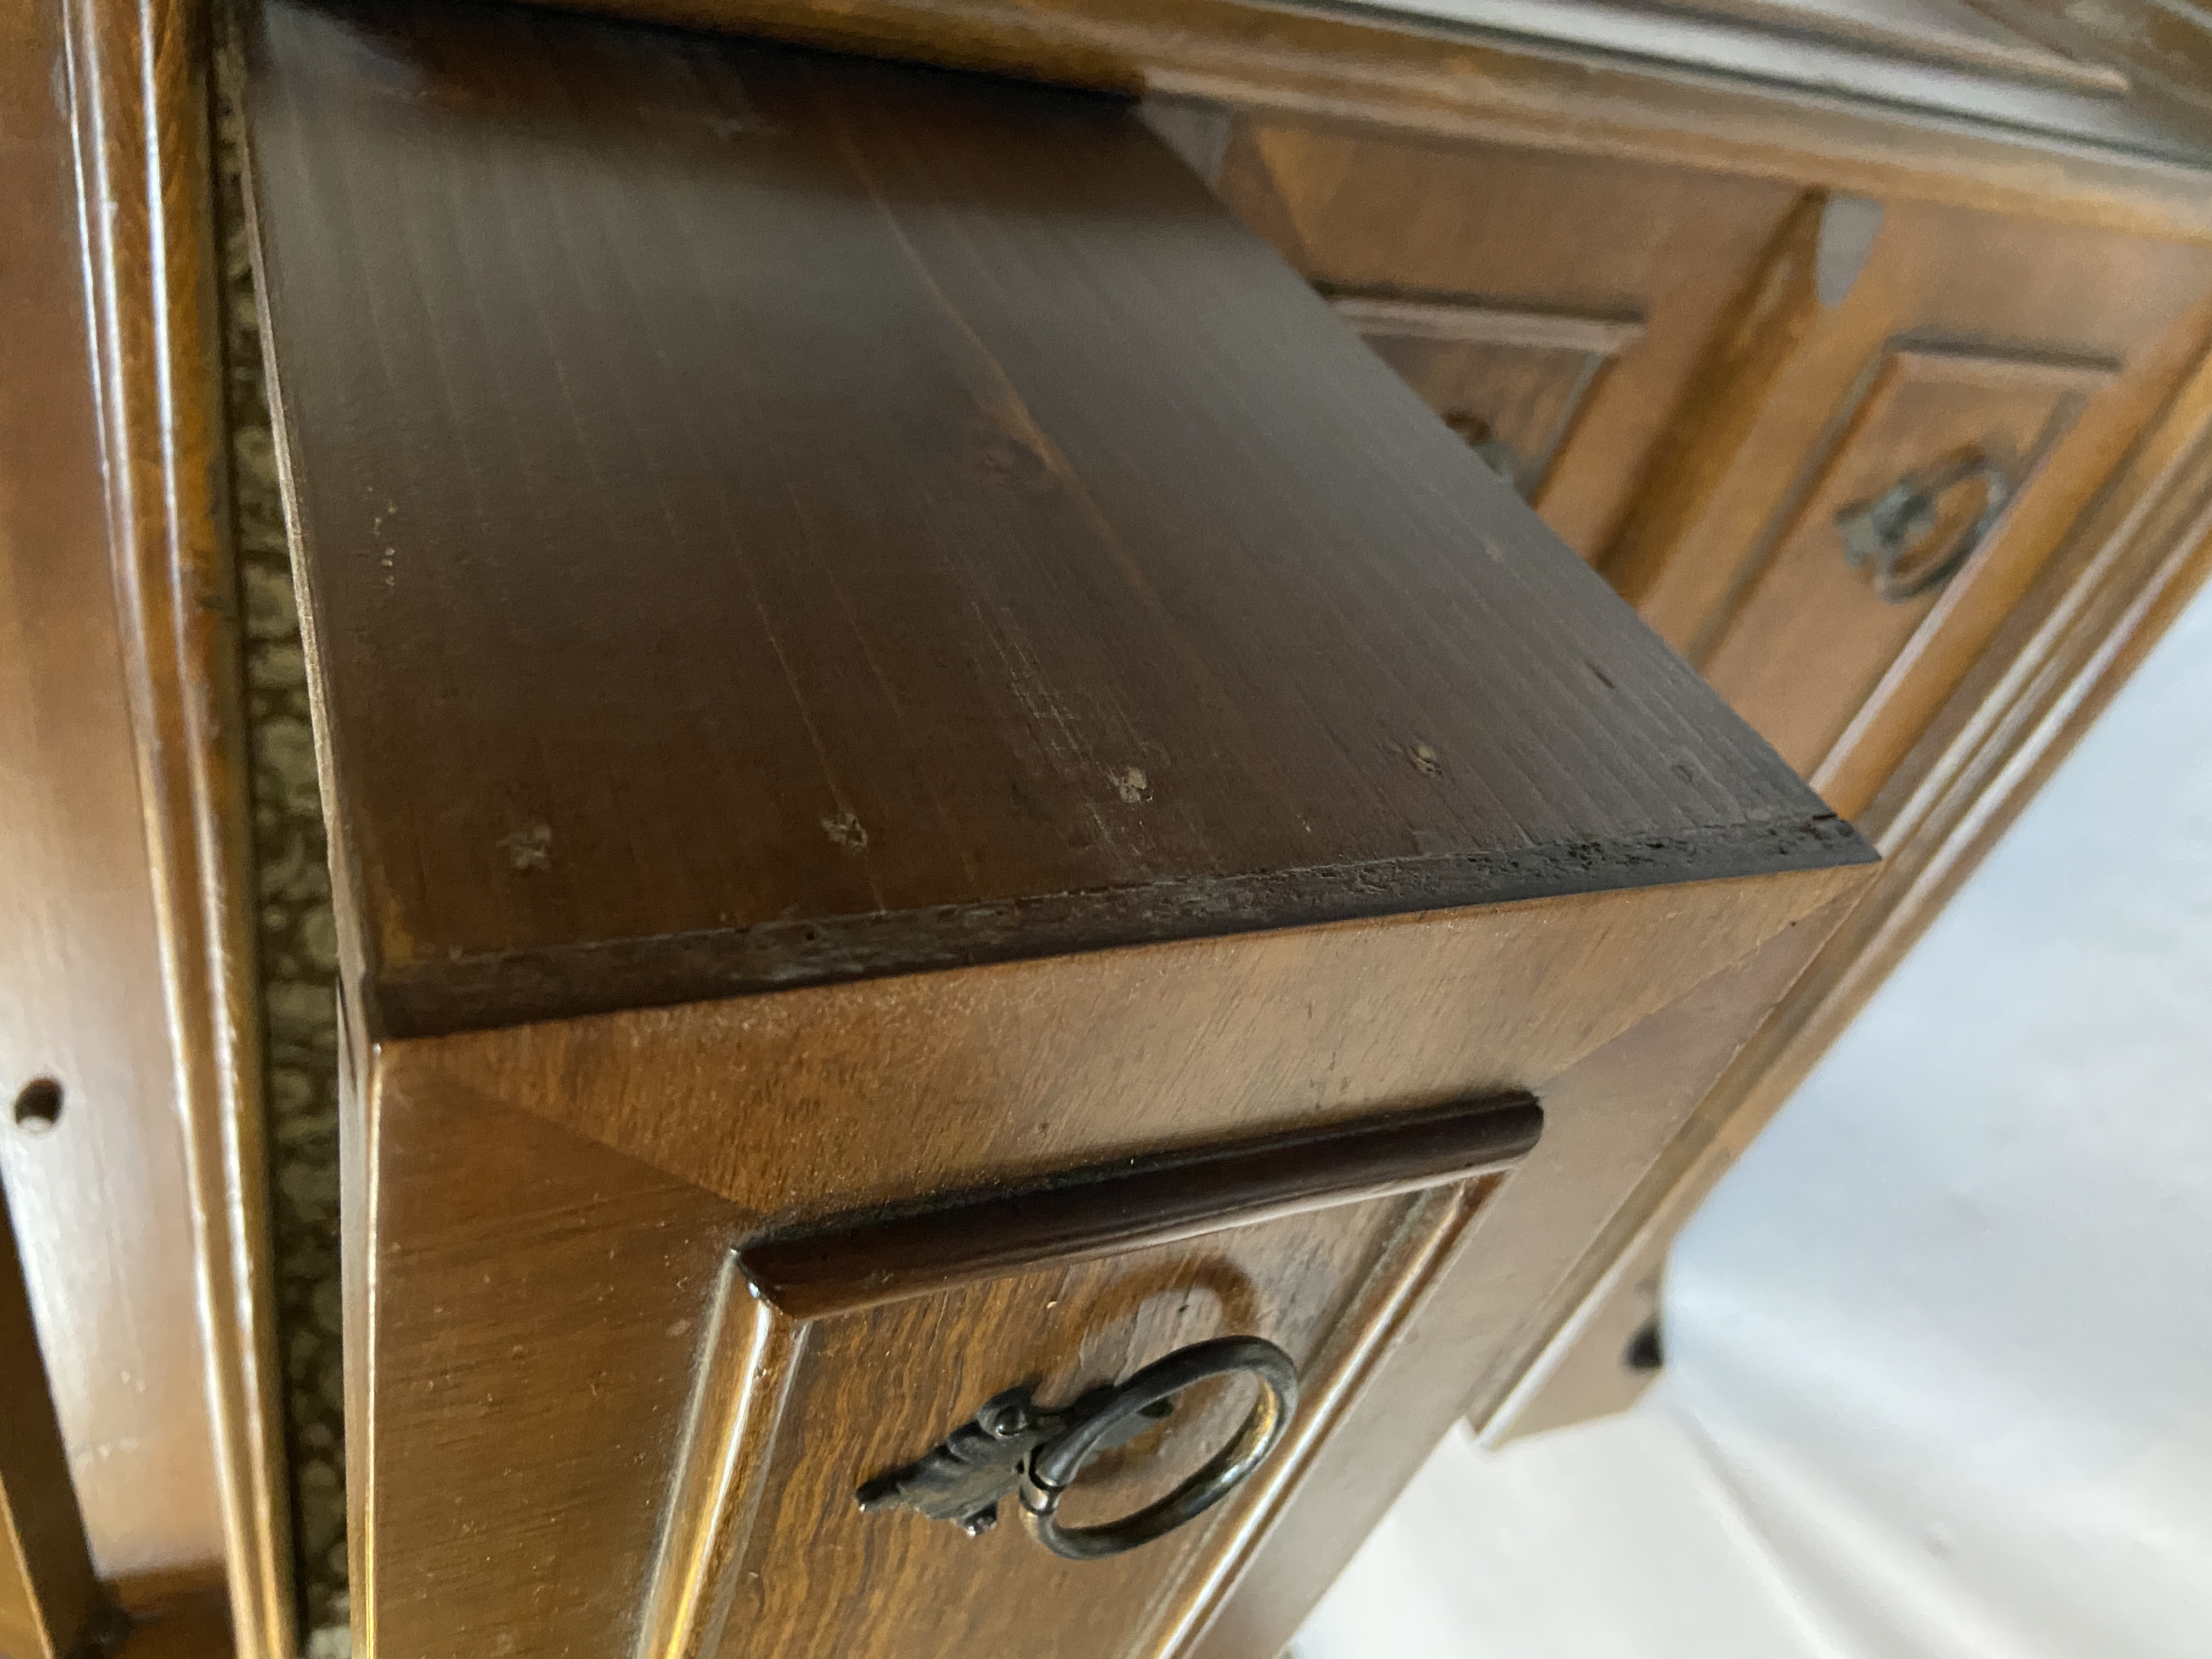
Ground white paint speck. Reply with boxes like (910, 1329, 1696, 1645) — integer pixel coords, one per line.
(499, 822, 553, 871)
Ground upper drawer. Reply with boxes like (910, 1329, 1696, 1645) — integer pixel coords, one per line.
(1226, 122, 2212, 820)
(239, 0, 1864, 1047)
(236, 11, 1878, 1658)
(1696, 338, 2117, 795)
(1212, 121, 1802, 561)
(1610, 194, 2212, 817)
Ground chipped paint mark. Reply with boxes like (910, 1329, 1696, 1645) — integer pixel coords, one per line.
(821, 809, 868, 853)
(1408, 742, 1442, 776)
(1108, 765, 1151, 804)
(381, 545, 397, 588)
(499, 822, 553, 871)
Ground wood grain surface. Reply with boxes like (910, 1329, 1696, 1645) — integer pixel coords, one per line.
(403, 871, 1864, 1228)
(2, 1173, 115, 1659)
(1602, 186, 2212, 813)
(1220, 122, 1801, 562)
(238, 5, 1888, 1656)
(1326, 290, 1647, 506)
(347, 860, 1867, 1659)
(1629, 199, 2212, 655)
(720, 1191, 1465, 1659)
(42, 0, 296, 1648)
(0, 0, 234, 1594)
(738, 1092, 1542, 1318)
(242, 0, 1867, 1041)
(483, 0, 2212, 245)
(1492, 284, 2212, 1446)
(1191, 868, 1867, 1658)
(1701, 342, 2118, 778)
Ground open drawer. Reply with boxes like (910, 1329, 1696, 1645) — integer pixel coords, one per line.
(234, 2, 1875, 1655)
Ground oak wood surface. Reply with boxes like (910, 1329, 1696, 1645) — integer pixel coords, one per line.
(405, 876, 1859, 1228)
(718, 1191, 1469, 1659)
(1490, 289, 2212, 1445)
(1214, 121, 2212, 826)
(1700, 341, 2118, 776)
(43, 0, 296, 1648)
(1604, 190, 2212, 816)
(0, 0, 236, 1595)
(242, 0, 1865, 1042)
(491, 0, 2212, 245)
(1218, 122, 1802, 561)
(347, 862, 1867, 1659)
(738, 1093, 1543, 1318)
(2, 1175, 114, 1659)
(1326, 291, 1647, 504)
(234, 5, 1888, 1655)
(1192, 867, 1868, 1657)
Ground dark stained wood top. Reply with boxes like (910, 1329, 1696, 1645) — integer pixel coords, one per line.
(240, 0, 1871, 1038)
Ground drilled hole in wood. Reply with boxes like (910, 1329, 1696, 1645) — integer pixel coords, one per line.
(12, 1077, 64, 1135)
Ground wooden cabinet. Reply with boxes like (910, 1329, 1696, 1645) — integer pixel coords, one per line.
(229, 4, 1874, 1656)
(1215, 126, 1803, 561)
(15, 0, 2212, 1655)
(1217, 122, 2212, 823)
(1626, 197, 2212, 819)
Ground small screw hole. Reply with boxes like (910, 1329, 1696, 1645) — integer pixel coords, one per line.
(13, 1078, 64, 1135)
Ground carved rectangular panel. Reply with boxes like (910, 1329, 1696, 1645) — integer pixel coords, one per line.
(1328, 292, 1645, 499)
(1214, 122, 1800, 558)
(347, 872, 1867, 1659)
(652, 1187, 1492, 1659)
(1696, 339, 2116, 785)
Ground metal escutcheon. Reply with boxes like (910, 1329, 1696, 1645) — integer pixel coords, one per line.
(1835, 451, 2013, 605)
(856, 1335, 1299, 1561)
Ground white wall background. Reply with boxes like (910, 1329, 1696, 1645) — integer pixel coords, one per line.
(1297, 580, 2212, 1658)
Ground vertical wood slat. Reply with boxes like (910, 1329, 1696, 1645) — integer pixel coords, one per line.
(56, 0, 295, 1650)
(1, 1177, 114, 1659)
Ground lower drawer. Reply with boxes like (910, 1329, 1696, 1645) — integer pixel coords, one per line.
(690, 1178, 1502, 1659)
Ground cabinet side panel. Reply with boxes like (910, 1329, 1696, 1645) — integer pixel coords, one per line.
(0, 0, 226, 1584)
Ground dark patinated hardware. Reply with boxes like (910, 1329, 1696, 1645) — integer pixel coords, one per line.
(857, 1336, 1299, 1560)
(1836, 451, 2015, 604)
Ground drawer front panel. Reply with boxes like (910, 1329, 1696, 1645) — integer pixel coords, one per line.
(1698, 341, 2115, 780)
(682, 1188, 1482, 1659)
(1327, 296, 1646, 501)
(1214, 121, 1799, 559)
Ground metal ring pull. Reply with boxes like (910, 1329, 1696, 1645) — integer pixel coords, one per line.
(1835, 451, 2012, 605)
(1022, 1336, 1298, 1560)
(855, 1335, 1299, 1561)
